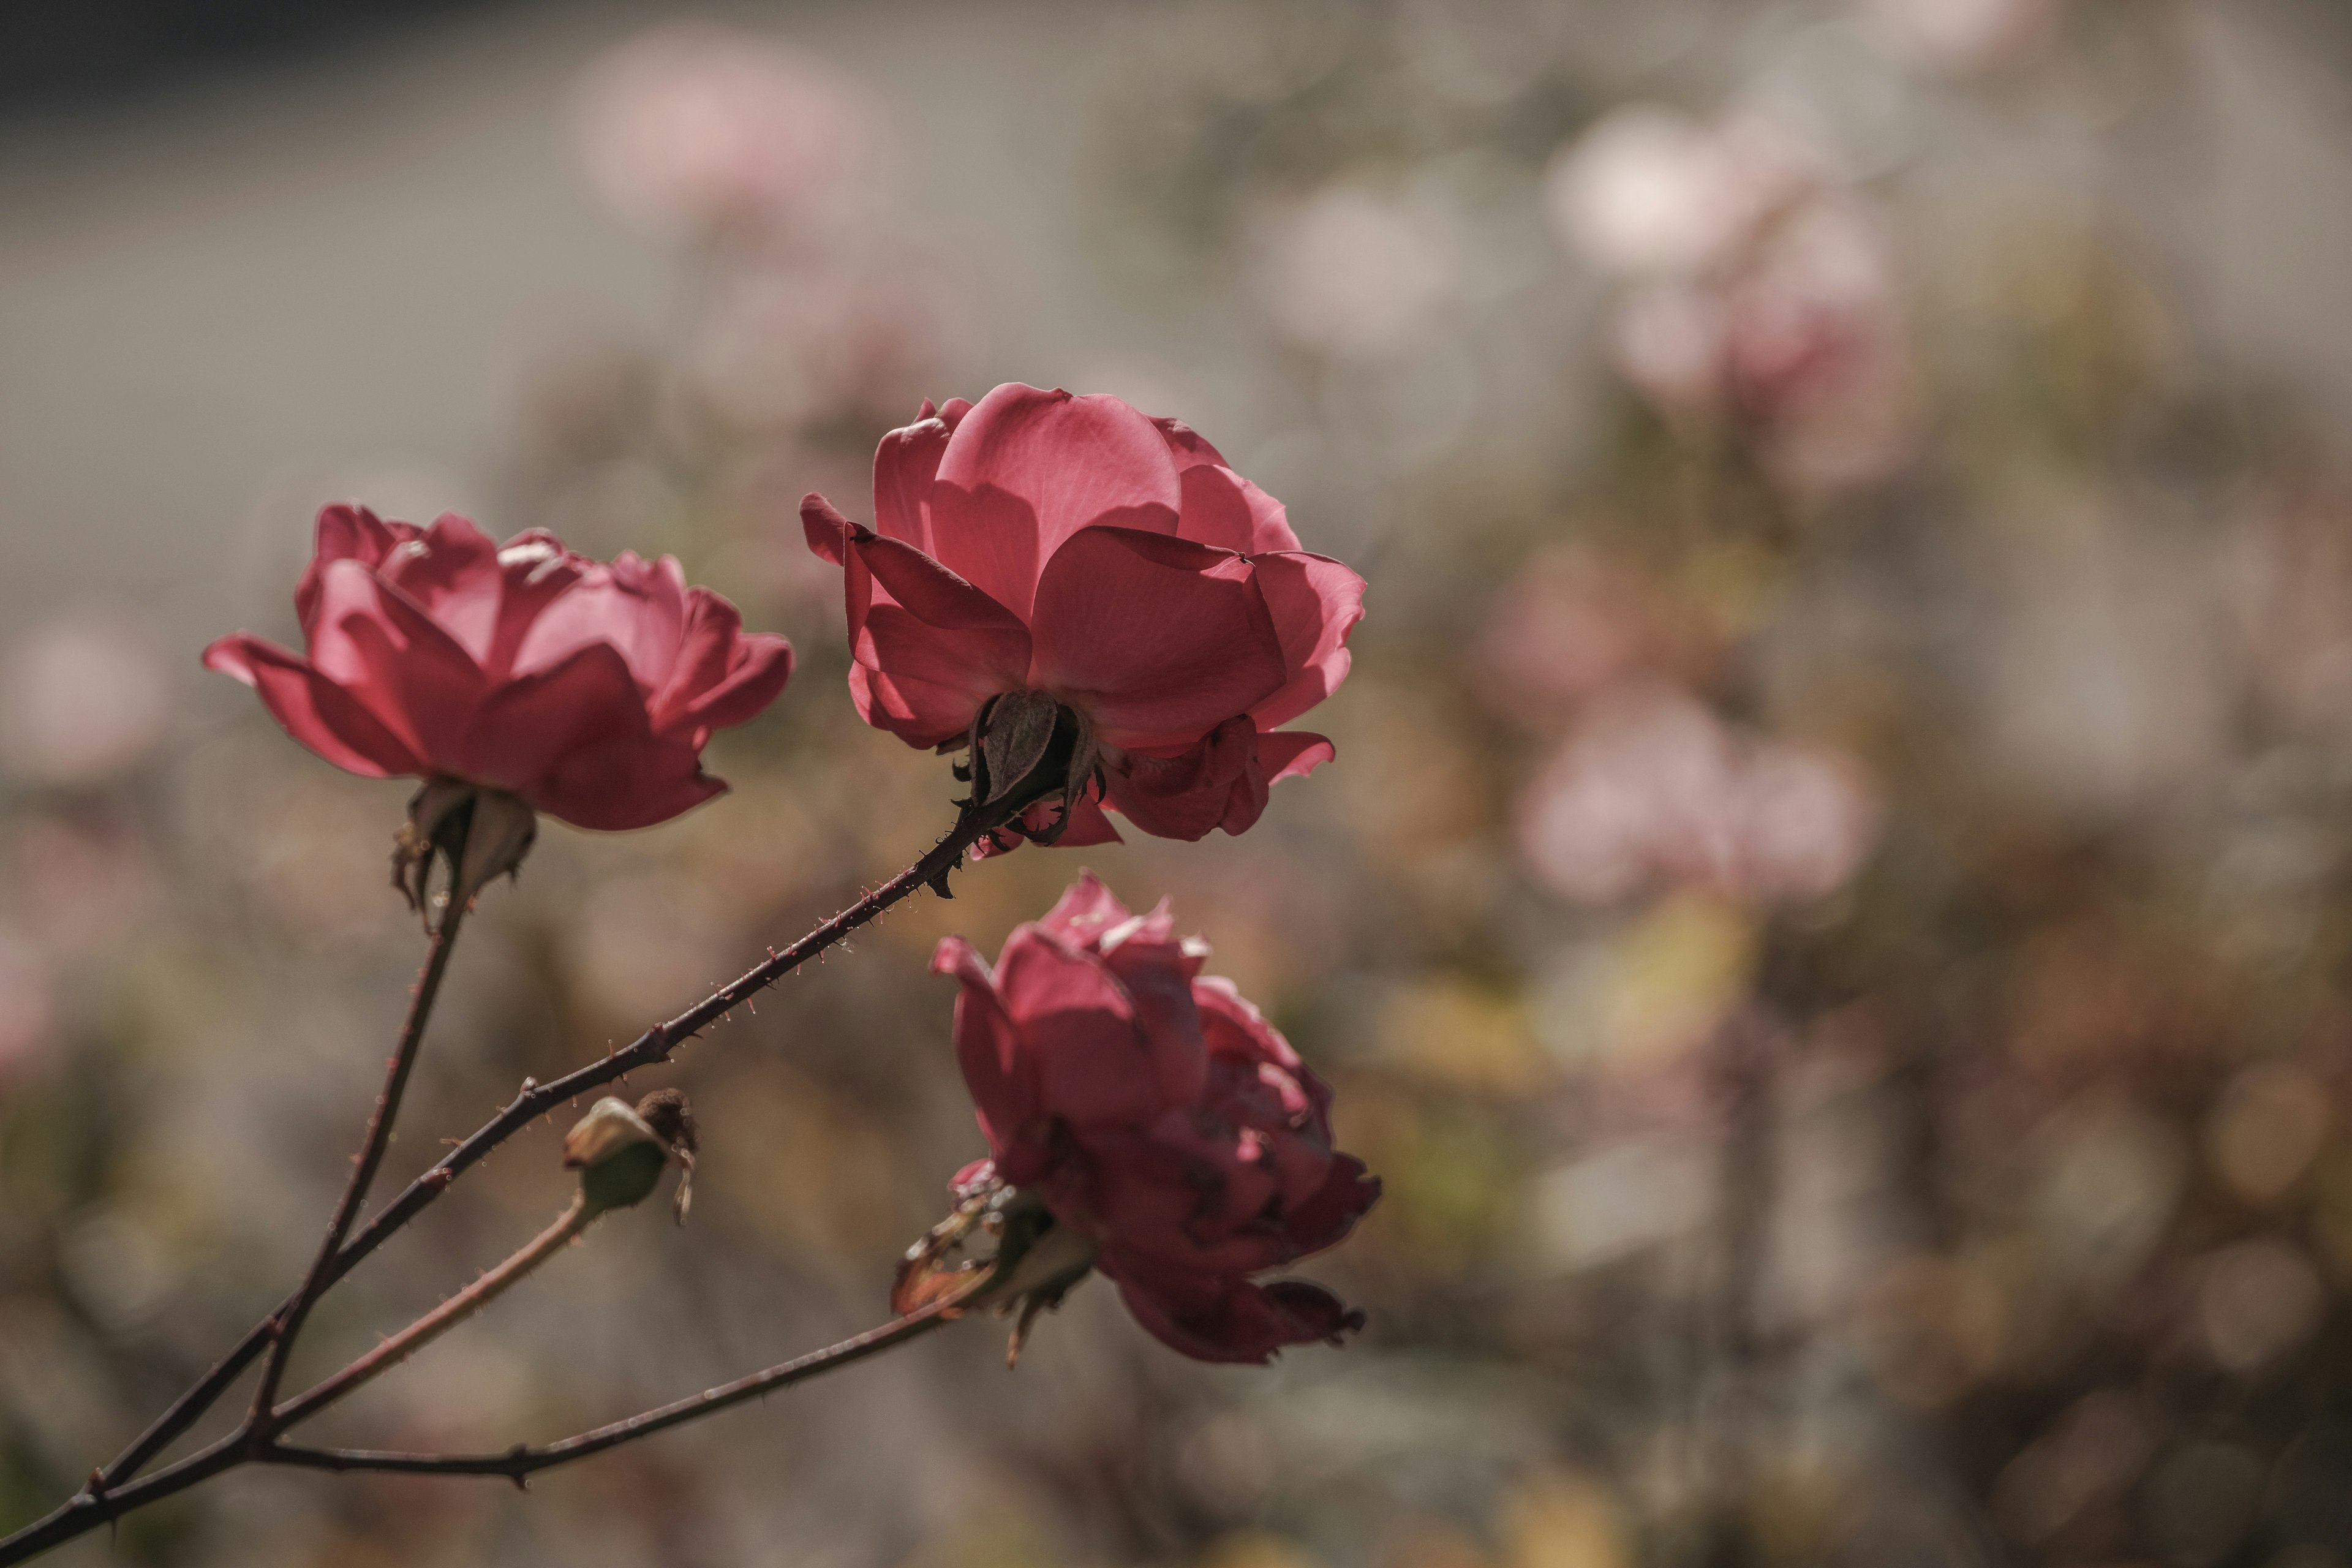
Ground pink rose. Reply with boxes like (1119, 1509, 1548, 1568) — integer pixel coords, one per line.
(932, 873, 1379, 1363)
(205, 506, 794, 832)
(801, 384, 1363, 848)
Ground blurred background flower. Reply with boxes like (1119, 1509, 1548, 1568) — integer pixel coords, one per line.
(10, 0, 2352, 1564)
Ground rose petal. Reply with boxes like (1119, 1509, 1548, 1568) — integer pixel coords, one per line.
(296, 504, 418, 636)
(1258, 729, 1335, 784)
(1027, 529, 1287, 746)
(1246, 552, 1363, 731)
(873, 409, 956, 552)
(848, 662, 988, 750)
(203, 634, 422, 778)
(650, 588, 794, 735)
(1176, 464, 1301, 554)
(994, 925, 1166, 1128)
(1036, 870, 1133, 949)
(305, 559, 486, 761)
(933, 935, 1037, 1159)
(928, 384, 1185, 617)
(1101, 716, 1265, 841)
(511, 552, 690, 692)
(1099, 1255, 1365, 1364)
(374, 514, 505, 665)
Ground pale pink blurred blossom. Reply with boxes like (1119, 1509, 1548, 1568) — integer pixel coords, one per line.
(0, 928, 55, 1085)
(1860, 0, 2059, 74)
(15, 816, 157, 959)
(1, 613, 170, 786)
(573, 24, 886, 244)
(1251, 181, 1458, 356)
(1551, 107, 1915, 489)
(1517, 687, 1880, 906)
(1545, 105, 1819, 280)
(1477, 549, 1687, 720)
(1725, 200, 1915, 489)
(685, 255, 952, 431)
(1610, 284, 1731, 412)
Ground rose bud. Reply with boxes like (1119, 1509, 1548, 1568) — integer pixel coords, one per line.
(801, 385, 1363, 851)
(927, 873, 1379, 1364)
(563, 1091, 696, 1218)
(205, 506, 794, 908)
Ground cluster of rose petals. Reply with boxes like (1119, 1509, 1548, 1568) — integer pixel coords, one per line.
(935, 875, 1379, 1363)
(802, 383, 1363, 848)
(205, 506, 793, 831)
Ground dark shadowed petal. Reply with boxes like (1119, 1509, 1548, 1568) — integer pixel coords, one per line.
(1101, 716, 1266, 841)
(932, 936, 1037, 1159)
(848, 662, 989, 750)
(850, 530, 1033, 688)
(1258, 730, 1335, 783)
(453, 641, 699, 827)
(1028, 529, 1287, 746)
(994, 925, 1165, 1127)
(1278, 1155, 1382, 1253)
(1099, 1254, 1365, 1364)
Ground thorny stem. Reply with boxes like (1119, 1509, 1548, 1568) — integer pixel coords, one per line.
(272, 1195, 595, 1432)
(0, 1305, 960, 1563)
(249, 889, 473, 1430)
(265, 1300, 958, 1483)
(2, 800, 1014, 1565)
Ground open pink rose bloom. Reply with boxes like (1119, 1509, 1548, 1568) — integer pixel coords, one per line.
(204, 506, 794, 831)
(934, 874, 1380, 1363)
(802, 383, 1365, 846)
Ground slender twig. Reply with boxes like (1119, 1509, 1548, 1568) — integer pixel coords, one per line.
(274, 1195, 595, 1432)
(0, 1305, 956, 1561)
(4, 803, 1009, 1565)
(250, 892, 472, 1431)
(265, 1302, 958, 1482)
(317, 804, 1007, 1289)
(0, 1434, 246, 1564)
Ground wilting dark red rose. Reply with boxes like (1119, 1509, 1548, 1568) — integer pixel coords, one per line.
(801, 383, 1362, 849)
(205, 506, 793, 832)
(932, 873, 1379, 1363)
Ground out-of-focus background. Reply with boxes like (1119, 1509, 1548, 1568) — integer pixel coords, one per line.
(8, 0, 2352, 1562)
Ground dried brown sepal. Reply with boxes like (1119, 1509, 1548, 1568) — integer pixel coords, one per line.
(635, 1089, 698, 1227)
(390, 779, 537, 929)
(894, 1177, 1098, 1362)
(891, 1186, 1000, 1318)
(978, 689, 1062, 808)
